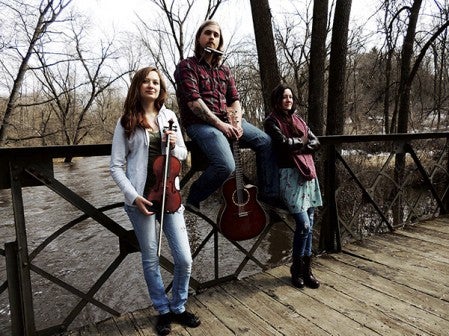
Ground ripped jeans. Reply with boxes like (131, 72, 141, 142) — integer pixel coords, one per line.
(292, 208, 315, 258)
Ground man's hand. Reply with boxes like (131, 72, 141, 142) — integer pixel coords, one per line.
(226, 107, 243, 139)
(217, 120, 242, 139)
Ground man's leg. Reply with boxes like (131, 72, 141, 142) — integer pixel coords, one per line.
(239, 119, 279, 202)
(186, 124, 235, 207)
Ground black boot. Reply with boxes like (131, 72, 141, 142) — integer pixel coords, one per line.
(303, 255, 320, 289)
(290, 256, 304, 288)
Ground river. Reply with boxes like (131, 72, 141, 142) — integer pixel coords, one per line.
(0, 156, 292, 335)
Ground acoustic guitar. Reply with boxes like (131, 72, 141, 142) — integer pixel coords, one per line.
(217, 111, 268, 241)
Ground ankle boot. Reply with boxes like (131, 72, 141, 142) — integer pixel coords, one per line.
(303, 255, 320, 288)
(290, 256, 304, 288)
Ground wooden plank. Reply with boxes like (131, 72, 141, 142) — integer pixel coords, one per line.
(323, 253, 449, 320)
(399, 225, 449, 246)
(254, 267, 402, 336)
(311, 260, 426, 336)
(346, 248, 448, 300)
(182, 297, 233, 336)
(128, 308, 157, 336)
(419, 218, 449, 233)
(113, 314, 141, 335)
(58, 216, 449, 336)
(343, 240, 449, 290)
(393, 226, 449, 250)
(372, 232, 449, 268)
(95, 317, 122, 335)
(195, 284, 282, 335)
(312, 258, 449, 336)
(318, 254, 449, 326)
(222, 275, 328, 335)
(261, 267, 380, 336)
(78, 323, 100, 336)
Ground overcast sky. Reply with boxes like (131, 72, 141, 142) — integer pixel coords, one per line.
(75, 0, 376, 42)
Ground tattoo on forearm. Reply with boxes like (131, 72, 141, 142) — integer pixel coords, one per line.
(191, 101, 221, 126)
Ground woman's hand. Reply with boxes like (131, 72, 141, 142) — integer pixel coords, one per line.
(134, 195, 155, 215)
(164, 130, 177, 149)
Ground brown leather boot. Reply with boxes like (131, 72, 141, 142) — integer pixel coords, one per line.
(290, 256, 304, 288)
(303, 255, 320, 288)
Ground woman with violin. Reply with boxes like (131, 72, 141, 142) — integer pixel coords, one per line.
(110, 66, 200, 335)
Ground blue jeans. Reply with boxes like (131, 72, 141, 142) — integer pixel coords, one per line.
(186, 119, 279, 204)
(292, 208, 315, 258)
(125, 204, 192, 315)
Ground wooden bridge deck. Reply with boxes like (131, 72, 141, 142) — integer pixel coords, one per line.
(61, 216, 449, 336)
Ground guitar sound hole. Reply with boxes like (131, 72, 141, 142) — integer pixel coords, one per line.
(232, 189, 249, 206)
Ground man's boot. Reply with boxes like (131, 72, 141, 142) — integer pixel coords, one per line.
(290, 256, 304, 288)
(303, 255, 320, 289)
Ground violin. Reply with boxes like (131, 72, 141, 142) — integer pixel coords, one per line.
(147, 119, 182, 256)
(147, 119, 182, 214)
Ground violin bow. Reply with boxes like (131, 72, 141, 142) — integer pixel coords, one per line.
(157, 119, 175, 257)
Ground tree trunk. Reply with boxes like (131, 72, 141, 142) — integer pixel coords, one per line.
(0, 0, 72, 146)
(321, 0, 351, 252)
(249, 0, 281, 116)
(394, 0, 422, 225)
(326, 0, 352, 136)
(397, 0, 422, 133)
(308, 0, 328, 136)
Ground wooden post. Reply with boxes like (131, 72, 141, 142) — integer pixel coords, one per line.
(319, 144, 341, 252)
(9, 161, 36, 335)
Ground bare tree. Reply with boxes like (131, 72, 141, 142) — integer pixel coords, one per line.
(249, 0, 280, 114)
(308, 0, 329, 135)
(33, 22, 130, 148)
(431, 3, 449, 129)
(321, 0, 352, 252)
(379, 0, 404, 133)
(274, 2, 313, 109)
(326, 0, 352, 136)
(397, 0, 423, 134)
(0, 0, 73, 146)
(137, 0, 228, 88)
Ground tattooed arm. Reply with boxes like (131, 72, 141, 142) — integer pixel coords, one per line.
(187, 99, 242, 139)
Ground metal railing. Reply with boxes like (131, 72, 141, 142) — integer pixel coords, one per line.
(1, 132, 448, 335)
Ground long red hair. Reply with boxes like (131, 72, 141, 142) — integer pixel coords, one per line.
(121, 67, 168, 138)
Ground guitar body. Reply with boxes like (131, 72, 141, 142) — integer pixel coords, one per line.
(217, 174, 268, 241)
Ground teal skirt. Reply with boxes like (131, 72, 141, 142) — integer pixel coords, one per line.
(279, 167, 323, 214)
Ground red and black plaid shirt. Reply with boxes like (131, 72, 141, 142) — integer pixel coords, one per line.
(174, 56, 240, 129)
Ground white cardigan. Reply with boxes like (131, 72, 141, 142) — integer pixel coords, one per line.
(110, 106, 187, 206)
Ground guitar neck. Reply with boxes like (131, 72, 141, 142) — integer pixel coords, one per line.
(232, 140, 244, 192)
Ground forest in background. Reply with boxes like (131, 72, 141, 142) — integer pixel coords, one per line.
(0, 0, 448, 147)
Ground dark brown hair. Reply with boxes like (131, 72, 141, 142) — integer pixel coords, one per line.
(194, 20, 224, 66)
(270, 83, 300, 136)
(121, 67, 167, 138)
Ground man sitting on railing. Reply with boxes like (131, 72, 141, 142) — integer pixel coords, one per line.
(174, 20, 281, 213)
